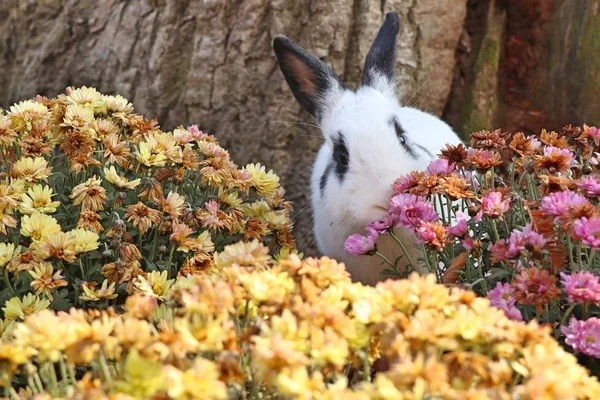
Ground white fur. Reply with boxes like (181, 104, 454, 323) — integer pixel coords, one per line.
(311, 86, 463, 285)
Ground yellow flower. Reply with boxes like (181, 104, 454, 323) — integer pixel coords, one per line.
(28, 262, 68, 300)
(20, 212, 61, 241)
(60, 104, 94, 129)
(80, 280, 118, 302)
(35, 231, 77, 262)
(102, 94, 133, 114)
(136, 140, 167, 167)
(243, 163, 280, 197)
(65, 86, 106, 113)
(164, 359, 227, 400)
(0, 340, 35, 383)
(12, 309, 67, 363)
(70, 176, 109, 212)
(214, 240, 271, 270)
(2, 293, 50, 321)
(114, 349, 164, 398)
(152, 303, 175, 332)
(0, 113, 17, 146)
(19, 184, 61, 214)
(0, 319, 15, 339)
(104, 165, 141, 190)
(68, 228, 100, 254)
(8, 100, 50, 131)
(0, 178, 26, 214)
(146, 132, 182, 163)
(10, 157, 52, 184)
(0, 243, 19, 269)
(133, 270, 174, 300)
(159, 191, 185, 220)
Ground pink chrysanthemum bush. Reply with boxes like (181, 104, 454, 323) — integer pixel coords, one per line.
(2, 250, 600, 398)
(345, 127, 600, 374)
(0, 87, 296, 314)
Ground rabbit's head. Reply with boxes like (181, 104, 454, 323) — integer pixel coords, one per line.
(273, 12, 461, 231)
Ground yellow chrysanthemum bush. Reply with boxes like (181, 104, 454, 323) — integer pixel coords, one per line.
(0, 87, 296, 314)
(1, 249, 600, 398)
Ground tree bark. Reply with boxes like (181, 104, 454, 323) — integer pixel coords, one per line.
(0, 0, 467, 255)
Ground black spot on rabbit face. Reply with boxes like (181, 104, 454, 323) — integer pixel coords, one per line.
(319, 162, 333, 197)
(389, 117, 417, 160)
(332, 133, 349, 181)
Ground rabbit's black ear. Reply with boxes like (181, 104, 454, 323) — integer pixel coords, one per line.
(273, 36, 344, 118)
(361, 12, 400, 97)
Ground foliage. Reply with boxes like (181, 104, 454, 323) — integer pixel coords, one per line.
(2, 251, 599, 399)
(345, 126, 600, 372)
(0, 87, 296, 316)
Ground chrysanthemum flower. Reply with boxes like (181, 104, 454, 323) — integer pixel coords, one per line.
(133, 270, 174, 300)
(512, 267, 560, 311)
(0, 114, 17, 146)
(163, 358, 227, 400)
(541, 190, 589, 217)
(583, 125, 600, 146)
(136, 140, 168, 167)
(102, 94, 134, 115)
(68, 228, 100, 255)
(160, 191, 186, 221)
(470, 129, 509, 150)
(488, 282, 523, 321)
(0, 242, 19, 268)
(344, 227, 378, 257)
(438, 174, 475, 199)
(125, 202, 162, 234)
(2, 293, 50, 321)
(102, 133, 133, 166)
(146, 132, 182, 163)
(427, 159, 455, 176)
(535, 146, 574, 174)
(572, 217, 600, 249)
(465, 148, 503, 171)
(104, 166, 141, 190)
(60, 104, 95, 129)
(8, 100, 50, 131)
(448, 211, 468, 238)
(560, 271, 600, 304)
(576, 176, 600, 197)
(20, 212, 61, 241)
(65, 86, 103, 109)
(479, 191, 511, 219)
(561, 317, 600, 358)
(70, 176, 109, 212)
(79, 280, 118, 302)
(540, 129, 569, 148)
(415, 221, 450, 251)
(388, 194, 439, 233)
(35, 231, 77, 262)
(243, 163, 281, 197)
(77, 210, 104, 233)
(392, 171, 423, 195)
(10, 156, 52, 183)
(28, 262, 68, 300)
(440, 143, 469, 166)
(19, 184, 60, 214)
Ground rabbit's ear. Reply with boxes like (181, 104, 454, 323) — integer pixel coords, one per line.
(273, 36, 344, 118)
(361, 12, 400, 98)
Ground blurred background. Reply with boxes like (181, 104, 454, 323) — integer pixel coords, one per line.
(1, 0, 599, 255)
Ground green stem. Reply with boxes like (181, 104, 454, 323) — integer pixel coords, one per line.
(78, 258, 86, 280)
(33, 371, 44, 394)
(7, 386, 19, 400)
(389, 230, 416, 270)
(167, 244, 176, 279)
(556, 304, 577, 339)
(588, 249, 596, 268)
(567, 236, 575, 268)
(375, 251, 395, 269)
(421, 244, 434, 275)
(98, 352, 113, 385)
(490, 219, 501, 242)
(3, 269, 15, 296)
(59, 356, 69, 385)
(47, 362, 59, 396)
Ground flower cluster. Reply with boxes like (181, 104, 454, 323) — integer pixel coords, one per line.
(1, 249, 599, 398)
(0, 87, 296, 315)
(345, 126, 600, 371)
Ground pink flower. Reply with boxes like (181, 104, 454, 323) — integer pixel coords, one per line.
(543, 146, 574, 166)
(488, 282, 523, 321)
(587, 126, 600, 146)
(560, 271, 600, 303)
(389, 194, 439, 234)
(344, 227, 378, 257)
(415, 221, 449, 251)
(573, 217, 600, 249)
(561, 317, 600, 358)
(392, 173, 418, 194)
(426, 159, 455, 175)
(480, 191, 510, 219)
(368, 215, 398, 235)
(577, 176, 600, 197)
(187, 124, 209, 140)
(540, 190, 588, 216)
(448, 211, 468, 238)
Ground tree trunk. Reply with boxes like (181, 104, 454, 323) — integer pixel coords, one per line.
(0, 0, 467, 256)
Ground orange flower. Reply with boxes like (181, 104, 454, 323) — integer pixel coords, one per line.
(125, 202, 162, 234)
(28, 262, 68, 300)
(465, 149, 503, 171)
(540, 129, 569, 148)
(77, 210, 104, 233)
(438, 175, 475, 200)
(102, 133, 132, 166)
(470, 129, 509, 150)
(138, 177, 164, 203)
(70, 176, 109, 212)
(509, 132, 541, 157)
(512, 267, 560, 312)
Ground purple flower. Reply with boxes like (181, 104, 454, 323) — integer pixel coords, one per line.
(344, 227, 378, 257)
(540, 190, 588, 216)
(488, 282, 523, 321)
(573, 217, 600, 250)
(389, 194, 439, 234)
(577, 176, 600, 197)
(448, 211, 468, 238)
(426, 159, 455, 176)
(561, 317, 600, 358)
(480, 192, 510, 219)
(560, 271, 600, 303)
(367, 215, 397, 235)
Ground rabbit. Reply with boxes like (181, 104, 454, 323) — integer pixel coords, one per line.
(273, 11, 464, 285)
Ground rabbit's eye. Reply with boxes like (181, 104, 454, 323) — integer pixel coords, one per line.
(332, 134, 349, 180)
(390, 117, 418, 160)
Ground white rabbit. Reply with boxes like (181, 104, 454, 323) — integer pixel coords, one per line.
(273, 11, 464, 285)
